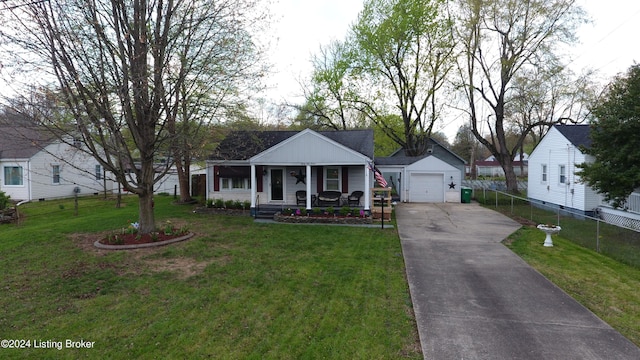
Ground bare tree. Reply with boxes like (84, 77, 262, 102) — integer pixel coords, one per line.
(455, 0, 587, 193)
(0, 0, 268, 233)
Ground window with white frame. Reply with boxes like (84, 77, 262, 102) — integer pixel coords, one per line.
(95, 165, 102, 180)
(221, 177, 251, 190)
(541, 164, 547, 182)
(52, 165, 60, 184)
(325, 167, 340, 191)
(4, 166, 23, 186)
(559, 165, 566, 184)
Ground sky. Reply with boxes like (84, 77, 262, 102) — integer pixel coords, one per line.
(265, 0, 640, 141)
(1, 0, 638, 141)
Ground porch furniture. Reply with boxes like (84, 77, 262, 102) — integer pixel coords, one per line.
(347, 191, 364, 206)
(371, 187, 392, 221)
(317, 191, 342, 206)
(296, 190, 307, 206)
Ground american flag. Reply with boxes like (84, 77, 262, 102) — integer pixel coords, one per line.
(368, 162, 388, 188)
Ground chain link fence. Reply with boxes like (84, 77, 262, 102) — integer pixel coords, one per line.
(473, 188, 640, 269)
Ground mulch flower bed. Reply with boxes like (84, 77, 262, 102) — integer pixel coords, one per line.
(274, 213, 373, 225)
(97, 231, 185, 246)
(94, 221, 193, 250)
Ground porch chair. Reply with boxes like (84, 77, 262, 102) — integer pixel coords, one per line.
(296, 190, 307, 206)
(347, 191, 364, 206)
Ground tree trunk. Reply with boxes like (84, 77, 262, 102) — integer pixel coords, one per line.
(175, 156, 193, 203)
(137, 160, 156, 234)
(138, 191, 155, 234)
(502, 157, 520, 194)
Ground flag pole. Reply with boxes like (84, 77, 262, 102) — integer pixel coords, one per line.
(381, 194, 384, 229)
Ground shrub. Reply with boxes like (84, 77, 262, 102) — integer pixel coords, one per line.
(214, 198, 224, 208)
(339, 206, 352, 216)
(233, 200, 244, 209)
(312, 207, 322, 215)
(206, 198, 214, 208)
(0, 191, 10, 210)
(224, 199, 235, 209)
(243, 200, 251, 209)
(325, 206, 334, 215)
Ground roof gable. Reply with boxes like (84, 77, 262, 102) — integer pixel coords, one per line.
(375, 138, 465, 166)
(251, 129, 371, 164)
(404, 154, 460, 172)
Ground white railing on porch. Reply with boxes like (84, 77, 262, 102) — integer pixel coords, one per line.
(599, 191, 640, 214)
(628, 192, 640, 214)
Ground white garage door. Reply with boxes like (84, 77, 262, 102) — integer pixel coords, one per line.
(409, 173, 444, 202)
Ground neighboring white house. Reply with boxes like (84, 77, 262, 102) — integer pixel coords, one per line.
(528, 124, 640, 228)
(0, 125, 115, 201)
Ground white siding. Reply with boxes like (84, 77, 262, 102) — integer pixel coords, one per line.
(1, 143, 116, 201)
(528, 127, 598, 212)
(29, 143, 113, 200)
(0, 160, 30, 200)
(251, 130, 368, 165)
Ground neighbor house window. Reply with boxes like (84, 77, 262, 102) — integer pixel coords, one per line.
(541, 164, 547, 182)
(325, 167, 340, 191)
(4, 166, 23, 186)
(559, 165, 566, 184)
(95, 165, 102, 180)
(52, 165, 60, 184)
(221, 178, 250, 190)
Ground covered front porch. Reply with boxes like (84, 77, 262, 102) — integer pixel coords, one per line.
(248, 163, 371, 215)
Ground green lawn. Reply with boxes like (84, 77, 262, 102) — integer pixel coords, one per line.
(0, 195, 421, 359)
(504, 226, 640, 347)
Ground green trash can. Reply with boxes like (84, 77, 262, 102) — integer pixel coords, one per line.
(461, 187, 472, 203)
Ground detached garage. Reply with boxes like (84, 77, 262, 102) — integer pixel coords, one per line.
(375, 139, 466, 203)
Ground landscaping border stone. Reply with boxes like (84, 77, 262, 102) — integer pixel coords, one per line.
(94, 232, 195, 250)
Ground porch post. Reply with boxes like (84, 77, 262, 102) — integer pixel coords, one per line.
(364, 163, 370, 212)
(305, 164, 312, 210)
(250, 164, 257, 215)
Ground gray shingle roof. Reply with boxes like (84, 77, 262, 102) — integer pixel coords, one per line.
(554, 124, 592, 149)
(209, 129, 374, 160)
(0, 123, 54, 159)
(375, 138, 466, 166)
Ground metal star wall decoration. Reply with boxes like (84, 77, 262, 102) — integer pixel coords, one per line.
(448, 182, 456, 189)
(290, 169, 306, 184)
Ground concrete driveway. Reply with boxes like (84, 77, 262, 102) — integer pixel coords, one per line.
(396, 202, 640, 360)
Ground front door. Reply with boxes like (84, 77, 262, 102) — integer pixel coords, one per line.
(270, 169, 284, 201)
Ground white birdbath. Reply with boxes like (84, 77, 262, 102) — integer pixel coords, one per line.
(537, 224, 561, 247)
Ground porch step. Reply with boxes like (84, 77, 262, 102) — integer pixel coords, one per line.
(254, 209, 278, 220)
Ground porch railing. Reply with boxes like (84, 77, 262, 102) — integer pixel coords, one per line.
(628, 192, 640, 214)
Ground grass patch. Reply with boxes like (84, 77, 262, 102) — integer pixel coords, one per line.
(505, 227, 640, 346)
(0, 195, 421, 359)
(474, 190, 640, 268)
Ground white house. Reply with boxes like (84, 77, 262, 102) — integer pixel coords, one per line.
(528, 124, 640, 228)
(207, 129, 374, 213)
(0, 125, 114, 201)
(206, 129, 466, 217)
